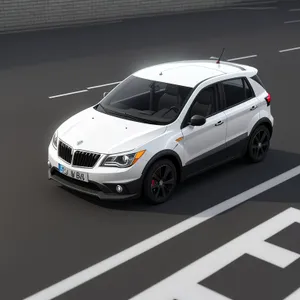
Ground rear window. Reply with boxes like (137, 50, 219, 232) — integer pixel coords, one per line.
(251, 74, 265, 88)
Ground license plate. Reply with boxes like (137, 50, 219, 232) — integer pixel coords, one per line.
(58, 163, 88, 182)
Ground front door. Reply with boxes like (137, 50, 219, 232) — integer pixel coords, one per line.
(181, 84, 227, 178)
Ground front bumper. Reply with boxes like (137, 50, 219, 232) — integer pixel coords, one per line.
(48, 145, 145, 201)
(48, 166, 141, 200)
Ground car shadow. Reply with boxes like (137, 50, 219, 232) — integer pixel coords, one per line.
(59, 148, 300, 216)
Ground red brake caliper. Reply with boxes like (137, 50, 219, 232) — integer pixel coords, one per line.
(151, 179, 155, 188)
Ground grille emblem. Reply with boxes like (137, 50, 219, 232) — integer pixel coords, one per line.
(77, 140, 83, 146)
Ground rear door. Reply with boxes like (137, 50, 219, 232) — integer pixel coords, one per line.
(219, 77, 259, 156)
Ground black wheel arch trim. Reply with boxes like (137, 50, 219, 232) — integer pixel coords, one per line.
(249, 117, 273, 138)
(141, 150, 183, 180)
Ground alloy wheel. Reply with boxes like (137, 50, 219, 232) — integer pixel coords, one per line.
(150, 164, 176, 201)
(250, 128, 270, 161)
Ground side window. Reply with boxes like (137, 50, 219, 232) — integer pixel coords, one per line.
(251, 74, 265, 88)
(189, 86, 217, 118)
(222, 78, 254, 108)
(244, 79, 254, 99)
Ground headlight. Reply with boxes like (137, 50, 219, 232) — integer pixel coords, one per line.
(52, 131, 58, 149)
(102, 150, 146, 168)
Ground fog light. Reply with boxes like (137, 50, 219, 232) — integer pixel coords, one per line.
(116, 185, 123, 193)
(48, 161, 51, 168)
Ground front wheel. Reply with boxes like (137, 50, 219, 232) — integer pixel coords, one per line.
(143, 159, 177, 204)
(246, 125, 271, 163)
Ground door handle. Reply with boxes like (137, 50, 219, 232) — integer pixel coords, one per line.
(250, 105, 257, 111)
(215, 120, 224, 126)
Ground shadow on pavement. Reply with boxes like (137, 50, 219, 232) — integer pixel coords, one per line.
(61, 148, 300, 216)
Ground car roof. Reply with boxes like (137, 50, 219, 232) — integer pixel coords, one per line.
(133, 60, 258, 88)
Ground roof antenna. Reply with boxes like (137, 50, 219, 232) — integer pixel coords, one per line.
(216, 48, 225, 64)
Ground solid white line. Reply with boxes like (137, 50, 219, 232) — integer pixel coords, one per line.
(23, 165, 300, 300)
(289, 8, 300, 12)
(284, 19, 300, 24)
(279, 46, 300, 53)
(129, 207, 300, 299)
(227, 54, 258, 61)
(86, 81, 121, 90)
(284, 288, 300, 299)
(48, 89, 88, 99)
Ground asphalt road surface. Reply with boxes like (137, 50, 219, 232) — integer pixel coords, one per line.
(1, 0, 300, 299)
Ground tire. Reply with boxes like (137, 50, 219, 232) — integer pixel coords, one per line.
(143, 159, 177, 205)
(246, 125, 271, 163)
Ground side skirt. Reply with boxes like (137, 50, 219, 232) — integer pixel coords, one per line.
(181, 133, 249, 182)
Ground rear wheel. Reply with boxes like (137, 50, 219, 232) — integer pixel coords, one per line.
(143, 159, 177, 204)
(246, 125, 271, 163)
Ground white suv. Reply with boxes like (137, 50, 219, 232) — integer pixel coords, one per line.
(48, 59, 274, 204)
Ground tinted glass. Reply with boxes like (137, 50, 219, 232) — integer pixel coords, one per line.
(251, 74, 265, 88)
(223, 78, 252, 108)
(245, 79, 255, 99)
(96, 75, 193, 125)
(190, 86, 216, 118)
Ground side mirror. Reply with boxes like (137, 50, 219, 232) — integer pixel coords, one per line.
(190, 115, 206, 126)
(103, 92, 108, 98)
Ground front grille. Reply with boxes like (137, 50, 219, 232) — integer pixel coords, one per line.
(58, 141, 72, 163)
(73, 151, 100, 168)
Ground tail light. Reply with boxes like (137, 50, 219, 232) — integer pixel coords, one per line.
(265, 93, 271, 106)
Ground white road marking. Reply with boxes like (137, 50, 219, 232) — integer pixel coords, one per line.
(48, 81, 120, 98)
(48, 89, 88, 99)
(23, 165, 300, 300)
(87, 81, 121, 90)
(284, 19, 300, 24)
(209, 54, 257, 62)
(49, 53, 258, 99)
(279, 46, 300, 53)
(284, 288, 300, 300)
(130, 207, 300, 300)
(289, 8, 300, 12)
(230, 6, 277, 10)
(227, 54, 258, 61)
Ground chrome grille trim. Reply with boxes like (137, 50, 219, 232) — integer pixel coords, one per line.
(57, 139, 102, 168)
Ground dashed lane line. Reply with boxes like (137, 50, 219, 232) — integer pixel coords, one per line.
(48, 46, 300, 99)
(284, 19, 300, 24)
(227, 54, 258, 61)
(209, 54, 258, 61)
(23, 165, 300, 300)
(48, 55, 258, 99)
(279, 46, 300, 53)
(87, 81, 121, 90)
(48, 89, 88, 99)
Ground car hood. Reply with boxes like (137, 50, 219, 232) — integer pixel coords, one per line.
(58, 107, 167, 154)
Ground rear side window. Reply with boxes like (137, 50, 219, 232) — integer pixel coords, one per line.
(222, 78, 255, 108)
(251, 74, 265, 88)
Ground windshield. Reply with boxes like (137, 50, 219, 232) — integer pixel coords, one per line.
(95, 75, 193, 125)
